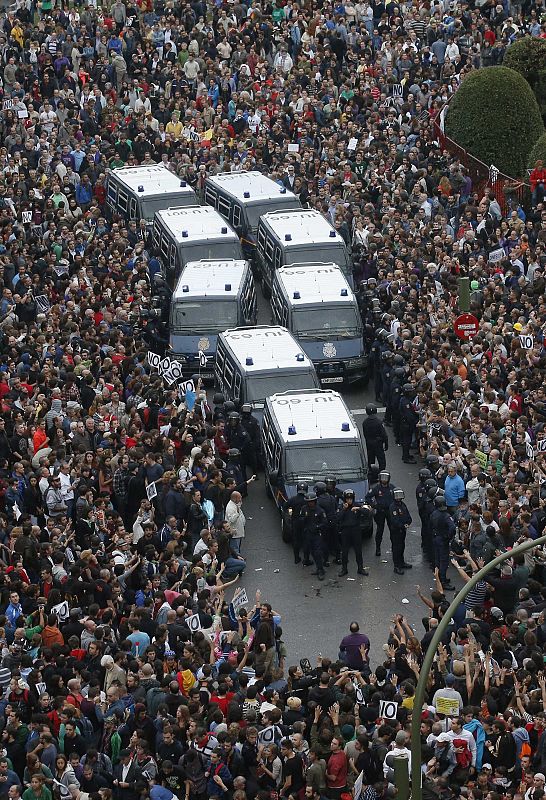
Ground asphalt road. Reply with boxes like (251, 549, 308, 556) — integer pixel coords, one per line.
(220, 293, 442, 666)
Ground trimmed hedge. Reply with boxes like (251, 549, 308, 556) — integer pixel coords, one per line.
(445, 66, 544, 179)
(528, 131, 546, 169)
(503, 37, 546, 118)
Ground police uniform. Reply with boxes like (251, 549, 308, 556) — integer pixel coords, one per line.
(387, 498, 412, 573)
(431, 504, 456, 586)
(337, 500, 371, 575)
(399, 389, 419, 463)
(366, 479, 395, 555)
(362, 413, 388, 472)
(316, 489, 339, 564)
(240, 406, 261, 472)
(299, 500, 327, 579)
(283, 490, 307, 564)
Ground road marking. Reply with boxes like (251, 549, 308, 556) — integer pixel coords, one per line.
(352, 407, 386, 415)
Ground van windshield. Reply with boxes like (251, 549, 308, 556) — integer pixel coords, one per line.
(293, 305, 361, 339)
(182, 242, 243, 264)
(285, 444, 366, 482)
(286, 246, 349, 270)
(171, 300, 238, 332)
(246, 372, 318, 403)
(141, 196, 194, 220)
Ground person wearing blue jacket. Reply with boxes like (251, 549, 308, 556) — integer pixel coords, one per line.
(443, 464, 466, 512)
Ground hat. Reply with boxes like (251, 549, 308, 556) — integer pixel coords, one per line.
(482, 764, 492, 771)
(444, 673, 456, 686)
(535, 774, 546, 782)
(341, 724, 355, 741)
(470, 280, 480, 290)
(437, 733, 451, 743)
(491, 606, 504, 619)
(513, 322, 523, 332)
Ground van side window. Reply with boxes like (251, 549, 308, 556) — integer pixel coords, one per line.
(232, 204, 241, 228)
(107, 181, 117, 205)
(234, 371, 241, 401)
(216, 345, 225, 374)
(118, 190, 128, 213)
(218, 196, 230, 218)
(274, 441, 281, 471)
(224, 359, 234, 390)
(274, 246, 282, 269)
(265, 237, 274, 262)
(270, 293, 281, 324)
(204, 187, 216, 207)
(257, 227, 266, 254)
(169, 243, 176, 270)
(161, 234, 169, 260)
(153, 224, 160, 250)
(129, 197, 137, 219)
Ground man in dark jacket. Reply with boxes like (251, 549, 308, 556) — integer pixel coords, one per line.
(362, 403, 388, 471)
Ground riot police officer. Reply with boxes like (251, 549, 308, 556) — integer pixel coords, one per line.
(315, 481, 339, 566)
(240, 404, 261, 473)
(416, 468, 432, 549)
(227, 412, 251, 475)
(362, 404, 388, 471)
(283, 482, 308, 564)
(337, 490, 371, 577)
(420, 482, 438, 565)
(387, 488, 412, 575)
(212, 394, 226, 423)
(399, 383, 419, 464)
(225, 449, 246, 496)
(389, 367, 406, 445)
(299, 492, 327, 581)
(381, 351, 395, 419)
(430, 492, 456, 590)
(369, 329, 385, 402)
(366, 471, 395, 557)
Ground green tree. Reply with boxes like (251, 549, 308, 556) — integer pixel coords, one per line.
(445, 66, 543, 178)
(528, 131, 546, 169)
(503, 37, 546, 118)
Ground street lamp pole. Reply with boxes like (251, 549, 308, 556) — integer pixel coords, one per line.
(410, 534, 546, 800)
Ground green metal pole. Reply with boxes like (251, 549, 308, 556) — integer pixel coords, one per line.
(459, 277, 470, 313)
(394, 756, 410, 800)
(410, 534, 546, 800)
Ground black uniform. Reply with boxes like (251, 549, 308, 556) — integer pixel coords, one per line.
(362, 415, 388, 471)
(227, 422, 251, 474)
(316, 492, 339, 563)
(366, 482, 395, 554)
(240, 410, 261, 472)
(389, 378, 403, 444)
(338, 502, 371, 573)
(387, 500, 412, 571)
(399, 395, 419, 462)
(283, 492, 306, 563)
(299, 504, 327, 576)
(431, 507, 456, 584)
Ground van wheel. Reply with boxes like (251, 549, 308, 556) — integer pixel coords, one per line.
(281, 517, 292, 543)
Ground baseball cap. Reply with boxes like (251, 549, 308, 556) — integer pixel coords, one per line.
(437, 733, 451, 743)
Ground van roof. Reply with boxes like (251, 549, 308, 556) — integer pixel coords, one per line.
(155, 206, 239, 244)
(276, 263, 356, 306)
(260, 209, 345, 247)
(219, 326, 313, 373)
(108, 165, 196, 198)
(266, 390, 359, 443)
(206, 171, 298, 204)
(173, 260, 248, 300)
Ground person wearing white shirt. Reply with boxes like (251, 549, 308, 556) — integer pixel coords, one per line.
(446, 717, 477, 766)
(225, 491, 246, 554)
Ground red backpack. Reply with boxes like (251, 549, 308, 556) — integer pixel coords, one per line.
(453, 738, 472, 769)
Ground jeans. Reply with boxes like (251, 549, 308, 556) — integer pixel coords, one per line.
(222, 556, 246, 580)
(230, 537, 242, 554)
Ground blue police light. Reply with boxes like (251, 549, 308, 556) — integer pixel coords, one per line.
(341, 288, 348, 296)
(221, 227, 228, 234)
(182, 231, 188, 238)
(182, 285, 189, 293)
(246, 357, 253, 366)
(288, 425, 297, 435)
(243, 191, 250, 198)
(296, 353, 304, 361)
(137, 185, 144, 192)
(280, 187, 286, 194)
(225, 284, 231, 291)
(180, 180, 187, 187)
(329, 230, 336, 237)
(285, 233, 292, 241)
(293, 291, 300, 299)
(341, 422, 350, 431)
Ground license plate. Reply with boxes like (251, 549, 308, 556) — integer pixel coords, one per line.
(321, 376, 343, 384)
(200, 372, 214, 379)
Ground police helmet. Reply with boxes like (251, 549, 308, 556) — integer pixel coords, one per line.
(379, 471, 390, 484)
(392, 354, 405, 366)
(228, 411, 241, 423)
(304, 492, 317, 503)
(426, 454, 440, 468)
(296, 482, 309, 494)
(227, 448, 240, 458)
(365, 403, 377, 415)
(427, 485, 438, 499)
(223, 401, 236, 414)
(325, 477, 337, 488)
(343, 489, 355, 501)
(434, 495, 447, 510)
(213, 393, 225, 406)
(393, 367, 406, 379)
(424, 478, 438, 492)
(377, 328, 388, 340)
(402, 383, 415, 396)
(393, 488, 405, 501)
(314, 481, 327, 495)
(418, 468, 432, 482)
(241, 404, 252, 415)
(381, 350, 394, 361)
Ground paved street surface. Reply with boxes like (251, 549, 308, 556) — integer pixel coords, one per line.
(229, 296, 444, 665)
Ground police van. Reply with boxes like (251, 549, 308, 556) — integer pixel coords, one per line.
(203, 172, 301, 264)
(262, 389, 369, 518)
(106, 165, 197, 227)
(169, 260, 257, 379)
(214, 326, 319, 412)
(271, 263, 367, 386)
(256, 209, 353, 297)
(152, 206, 243, 286)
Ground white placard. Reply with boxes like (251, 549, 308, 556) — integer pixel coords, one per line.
(146, 482, 157, 500)
(183, 379, 195, 393)
(159, 356, 172, 375)
(22, 210, 32, 224)
(162, 366, 180, 386)
(353, 770, 364, 800)
(147, 351, 161, 370)
(2, 99, 13, 110)
(347, 137, 358, 151)
(287, 143, 299, 152)
(526, 442, 534, 460)
(34, 294, 50, 313)
(488, 248, 505, 263)
(53, 262, 69, 276)
(519, 334, 534, 350)
(379, 699, 398, 720)
(232, 587, 248, 613)
(186, 613, 202, 632)
(536, 439, 546, 452)
(198, 350, 207, 368)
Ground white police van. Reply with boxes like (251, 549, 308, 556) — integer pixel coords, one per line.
(262, 389, 368, 516)
(152, 206, 243, 286)
(271, 263, 367, 385)
(106, 165, 197, 227)
(203, 171, 301, 264)
(169, 260, 257, 379)
(214, 325, 319, 413)
(256, 209, 353, 297)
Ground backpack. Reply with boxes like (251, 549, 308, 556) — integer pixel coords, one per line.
(77, 714, 95, 742)
(360, 746, 383, 784)
(453, 738, 472, 769)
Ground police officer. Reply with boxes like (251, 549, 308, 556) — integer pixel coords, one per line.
(362, 404, 388, 471)
(389, 366, 406, 445)
(240, 404, 260, 473)
(337, 490, 371, 577)
(225, 448, 246, 496)
(387, 488, 412, 574)
(325, 476, 343, 503)
(399, 383, 419, 464)
(420, 482, 438, 565)
(227, 412, 251, 475)
(366, 470, 395, 557)
(315, 481, 340, 566)
(299, 492, 327, 581)
(381, 351, 395, 421)
(416, 468, 432, 548)
(212, 394, 226, 423)
(430, 492, 456, 590)
(283, 482, 308, 564)
(369, 329, 385, 402)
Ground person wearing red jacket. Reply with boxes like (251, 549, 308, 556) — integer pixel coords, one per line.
(530, 160, 546, 206)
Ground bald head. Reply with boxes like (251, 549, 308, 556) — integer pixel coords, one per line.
(231, 491, 242, 504)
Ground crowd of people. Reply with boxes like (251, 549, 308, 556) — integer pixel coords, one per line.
(0, 0, 546, 798)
